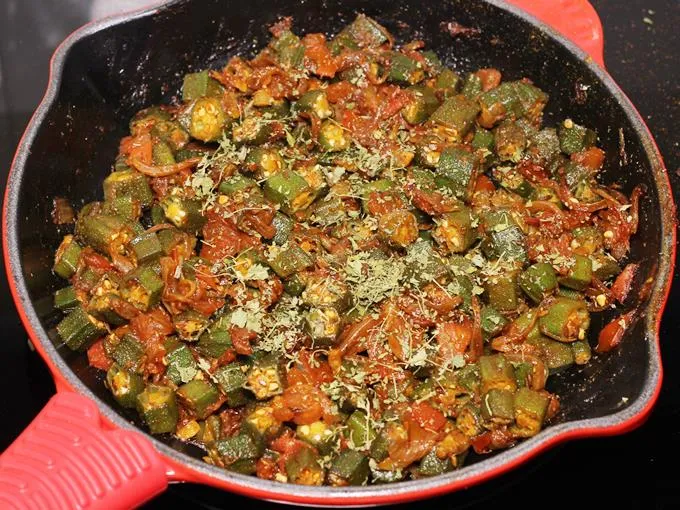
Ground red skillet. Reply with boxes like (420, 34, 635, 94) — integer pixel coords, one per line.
(1, 0, 675, 507)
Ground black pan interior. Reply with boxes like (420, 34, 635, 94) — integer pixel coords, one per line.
(14, 0, 662, 465)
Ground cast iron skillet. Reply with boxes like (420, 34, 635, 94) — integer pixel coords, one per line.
(1, 0, 676, 507)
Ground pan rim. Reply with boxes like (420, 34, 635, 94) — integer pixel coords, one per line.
(2, 0, 675, 504)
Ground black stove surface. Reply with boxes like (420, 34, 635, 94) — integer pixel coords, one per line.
(1, 1, 678, 508)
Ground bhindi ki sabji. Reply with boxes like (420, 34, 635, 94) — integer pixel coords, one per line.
(52, 15, 643, 486)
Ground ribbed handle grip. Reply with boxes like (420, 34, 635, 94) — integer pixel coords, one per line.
(506, 0, 605, 67)
(0, 393, 167, 509)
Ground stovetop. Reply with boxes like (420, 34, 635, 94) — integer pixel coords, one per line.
(1, 1, 678, 508)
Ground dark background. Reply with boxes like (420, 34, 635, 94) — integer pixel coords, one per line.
(0, 1, 677, 508)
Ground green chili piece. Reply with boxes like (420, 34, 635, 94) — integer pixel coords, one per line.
(56, 305, 106, 351)
(136, 384, 179, 434)
(53, 235, 82, 279)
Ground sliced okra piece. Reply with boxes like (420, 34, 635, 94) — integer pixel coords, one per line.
(485, 269, 520, 313)
(532, 336, 575, 372)
(436, 147, 476, 199)
(539, 297, 590, 342)
(494, 121, 527, 162)
(512, 387, 549, 437)
(182, 70, 224, 102)
(218, 174, 259, 196)
(479, 354, 517, 393)
(242, 405, 282, 446)
(572, 340, 592, 365)
(165, 341, 198, 385)
(480, 305, 508, 339)
(214, 363, 249, 407)
(456, 404, 484, 437)
(418, 449, 453, 477)
(106, 363, 145, 408)
(402, 85, 440, 124)
(152, 139, 176, 166)
(336, 14, 390, 49)
(346, 410, 376, 449)
(328, 450, 370, 486)
(111, 334, 145, 372)
(177, 379, 221, 419)
(102, 195, 142, 221)
(136, 384, 179, 434)
(161, 195, 206, 233)
(188, 96, 227, 142)
(558, 119, 597, 155)
(272, 30, 305, 68)
(286, 446, 324, 485)
(54, 286, 79, 311)
(197, 316, 232, 357)
(519, 262, 558, 303)
(174, 310, 210, 342)
(56, 305, 107, 351)
(130, 231, 163, 264)
(481, 210, 527, 262)
(461, 72, 482, 99)
(264, 170, 316, 214)
(305, 307, 342, 346)
(481, 388, 515, 425)
(433, 208, 477, 253)
(53, 235, 82, 279)
(123, 265, 164, 311)
(318, 120, 351, 152)
(297, 421, 336, 455)
(387, 52, 424, 85)
(295, 90, 333, 119)
(434, 68, 461, 97)
(76, 214, 132, 255)
(267, 242, 314, 278)
(246, 355, 283, 400)
(428, 95, 480, 139)
(216, 433, 263, 464)
(103, 169, 154, 207)
(559, 254, 593, 291)
(232, 116, 272, 145)
(244, 147, 285, 179)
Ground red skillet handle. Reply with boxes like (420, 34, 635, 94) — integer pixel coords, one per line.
(506, 0, 605, 67)
(0, 392, 167, 509)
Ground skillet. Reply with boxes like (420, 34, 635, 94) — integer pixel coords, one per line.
(1, 0, 675, 507)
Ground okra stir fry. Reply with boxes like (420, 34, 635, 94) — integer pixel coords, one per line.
(53, 15, 643, 486)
